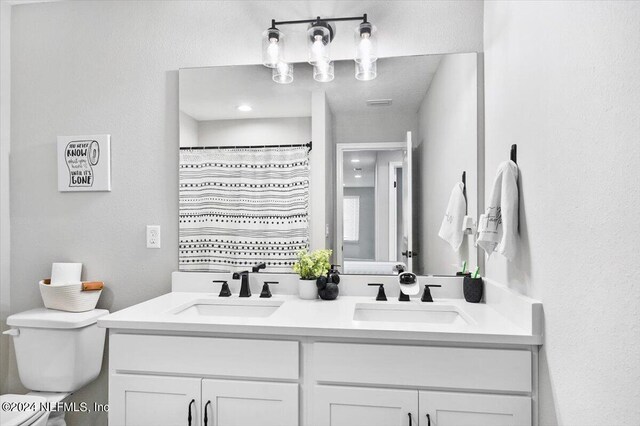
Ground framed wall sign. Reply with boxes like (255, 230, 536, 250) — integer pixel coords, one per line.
(57, 134, 111, 192)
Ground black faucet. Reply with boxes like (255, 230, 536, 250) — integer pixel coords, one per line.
(232, 263, 267, 298)
(232, 271, 251, 297)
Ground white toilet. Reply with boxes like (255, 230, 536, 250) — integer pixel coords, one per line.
(1, 308, 108, 426)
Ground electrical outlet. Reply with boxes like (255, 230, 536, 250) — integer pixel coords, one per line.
(146, 225, 161, 248)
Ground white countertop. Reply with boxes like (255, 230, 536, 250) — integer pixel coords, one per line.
(98, 292, 543, 346)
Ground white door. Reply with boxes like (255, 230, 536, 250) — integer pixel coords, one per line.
(109, 374, 201, 426)
(314, 385, 418, 426)
(201, 379, 298, 426)
(419, 391, 531, 426)
(401, 131, 413, 271)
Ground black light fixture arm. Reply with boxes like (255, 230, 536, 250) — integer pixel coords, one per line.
(272, 14, 367, 27)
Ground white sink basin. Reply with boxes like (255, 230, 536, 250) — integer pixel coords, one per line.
(353, 303, 469, 325)
(172, 299, 283, 318)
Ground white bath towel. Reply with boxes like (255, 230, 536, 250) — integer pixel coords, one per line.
(477, 160, 519, 260)
(438, 182, 466, 251)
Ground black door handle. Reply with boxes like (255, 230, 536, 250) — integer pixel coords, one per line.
(426, 413, 431, 426)
(187, 399, 195, 426)
(204, 400, 211, 426)
(408, 412, 413, 426)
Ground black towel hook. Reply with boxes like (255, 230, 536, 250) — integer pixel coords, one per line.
(510, 144, 517, 164)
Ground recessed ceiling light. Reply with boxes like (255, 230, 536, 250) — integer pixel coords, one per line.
(355, 174, 362, 179)
(351, 159, 360, 163)
(237, 105, 252, 112)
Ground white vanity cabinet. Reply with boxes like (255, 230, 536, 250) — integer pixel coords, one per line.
(311, 342, 533, 426)
(313, 387, 530, 426)
(201, 379, 298, 426)
(418, 391, 531, 426)
(313, 386, 418, 426)
(110, 374, 202, 426)
(108, 333, 535, 426)
(108, 333, 300, 426)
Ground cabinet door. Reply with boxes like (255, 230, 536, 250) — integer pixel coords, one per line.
(201, 379, 298, 426)
(313, 385, 418, 426)
(109, 374, 201, 426)
(419, 391, 531, 426)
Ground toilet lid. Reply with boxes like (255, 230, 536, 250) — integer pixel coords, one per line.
(0, 394, 47, 426)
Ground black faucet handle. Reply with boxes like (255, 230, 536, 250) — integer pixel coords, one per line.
(252, 263, 267, 273)
(421, 284, 441, 302)
(260, 281, 278, 298)
(368, 283, 387, 301)
(213, 280, 232, 297)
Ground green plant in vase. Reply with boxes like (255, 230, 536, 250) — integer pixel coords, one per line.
(292, 249, 332, 280)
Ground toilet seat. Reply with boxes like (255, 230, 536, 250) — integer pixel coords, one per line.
(0, 394, 49, 426)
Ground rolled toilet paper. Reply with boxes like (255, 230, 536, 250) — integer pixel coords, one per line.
(51, 262, 82, 285)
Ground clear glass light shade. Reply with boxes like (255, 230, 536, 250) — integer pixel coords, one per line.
(354, 22, 377, 64)
(355, 60, 377, 81)
(262, 28, 285, 68)
(307, 25, 331, 65)
(272, 62, 294, 84)
(313, 61, 334, 83)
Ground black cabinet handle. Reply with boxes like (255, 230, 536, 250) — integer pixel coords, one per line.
(408, 412, 413, 426)
(426, 413, 431, 426)
(187, 399, 195, 426)
(204, 400, 211, 426)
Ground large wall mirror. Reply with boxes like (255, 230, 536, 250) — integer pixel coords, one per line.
(179, 53, 481, 276)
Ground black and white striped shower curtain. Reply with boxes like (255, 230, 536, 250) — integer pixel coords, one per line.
(179, 146, 309, 272)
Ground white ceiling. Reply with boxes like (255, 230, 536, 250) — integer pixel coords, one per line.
(180, 54, 442, 121)
(343, 150, 377, 187)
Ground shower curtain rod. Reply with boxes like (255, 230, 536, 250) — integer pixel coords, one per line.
(180, 141, 312, 152)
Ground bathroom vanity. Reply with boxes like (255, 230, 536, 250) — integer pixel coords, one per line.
(99, 274, 542, 426)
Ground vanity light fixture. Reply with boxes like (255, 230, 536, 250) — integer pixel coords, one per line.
(237, 105, 253, 112)
(354, 174, 362, 179)
(350, 158, 360, 163)
(355, 20, 377, 81)
(262, 14, 377, 84)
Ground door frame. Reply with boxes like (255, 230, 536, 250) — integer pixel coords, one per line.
(336, 142, 406, 268)
(388, 161, 403, 261)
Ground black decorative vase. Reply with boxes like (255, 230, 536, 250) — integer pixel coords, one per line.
(319, 282, 339, 300)
(463, 277, 483, 303)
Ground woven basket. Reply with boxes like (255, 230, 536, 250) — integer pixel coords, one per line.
(39, 279, 103, 312)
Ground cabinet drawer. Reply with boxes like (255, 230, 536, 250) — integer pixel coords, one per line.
(110, 334, 299, 380)
(314, 343, 531, 392)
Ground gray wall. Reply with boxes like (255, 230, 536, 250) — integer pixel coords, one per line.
(0, 0, 12, 396)
(343, 187, 375, 260)
(484, 2, 640, 425)
(4, 1, 482, 425)
(197, 117, 311, 147)
(417, 53, 478, 274)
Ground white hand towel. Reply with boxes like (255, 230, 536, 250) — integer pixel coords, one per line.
(477, 160, 519, 260)
(438, 182, 466, 251)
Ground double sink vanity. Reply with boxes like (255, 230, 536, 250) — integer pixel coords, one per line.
(99, 273, 542, 426)
(98, 50, 543, 425)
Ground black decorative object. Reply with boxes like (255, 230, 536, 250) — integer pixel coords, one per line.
(318, 265, 340, 300)
(463, 277, 483, 303)
(316, 276, 328, 290)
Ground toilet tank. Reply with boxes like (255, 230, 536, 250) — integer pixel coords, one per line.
(6, 308, 109, 392)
